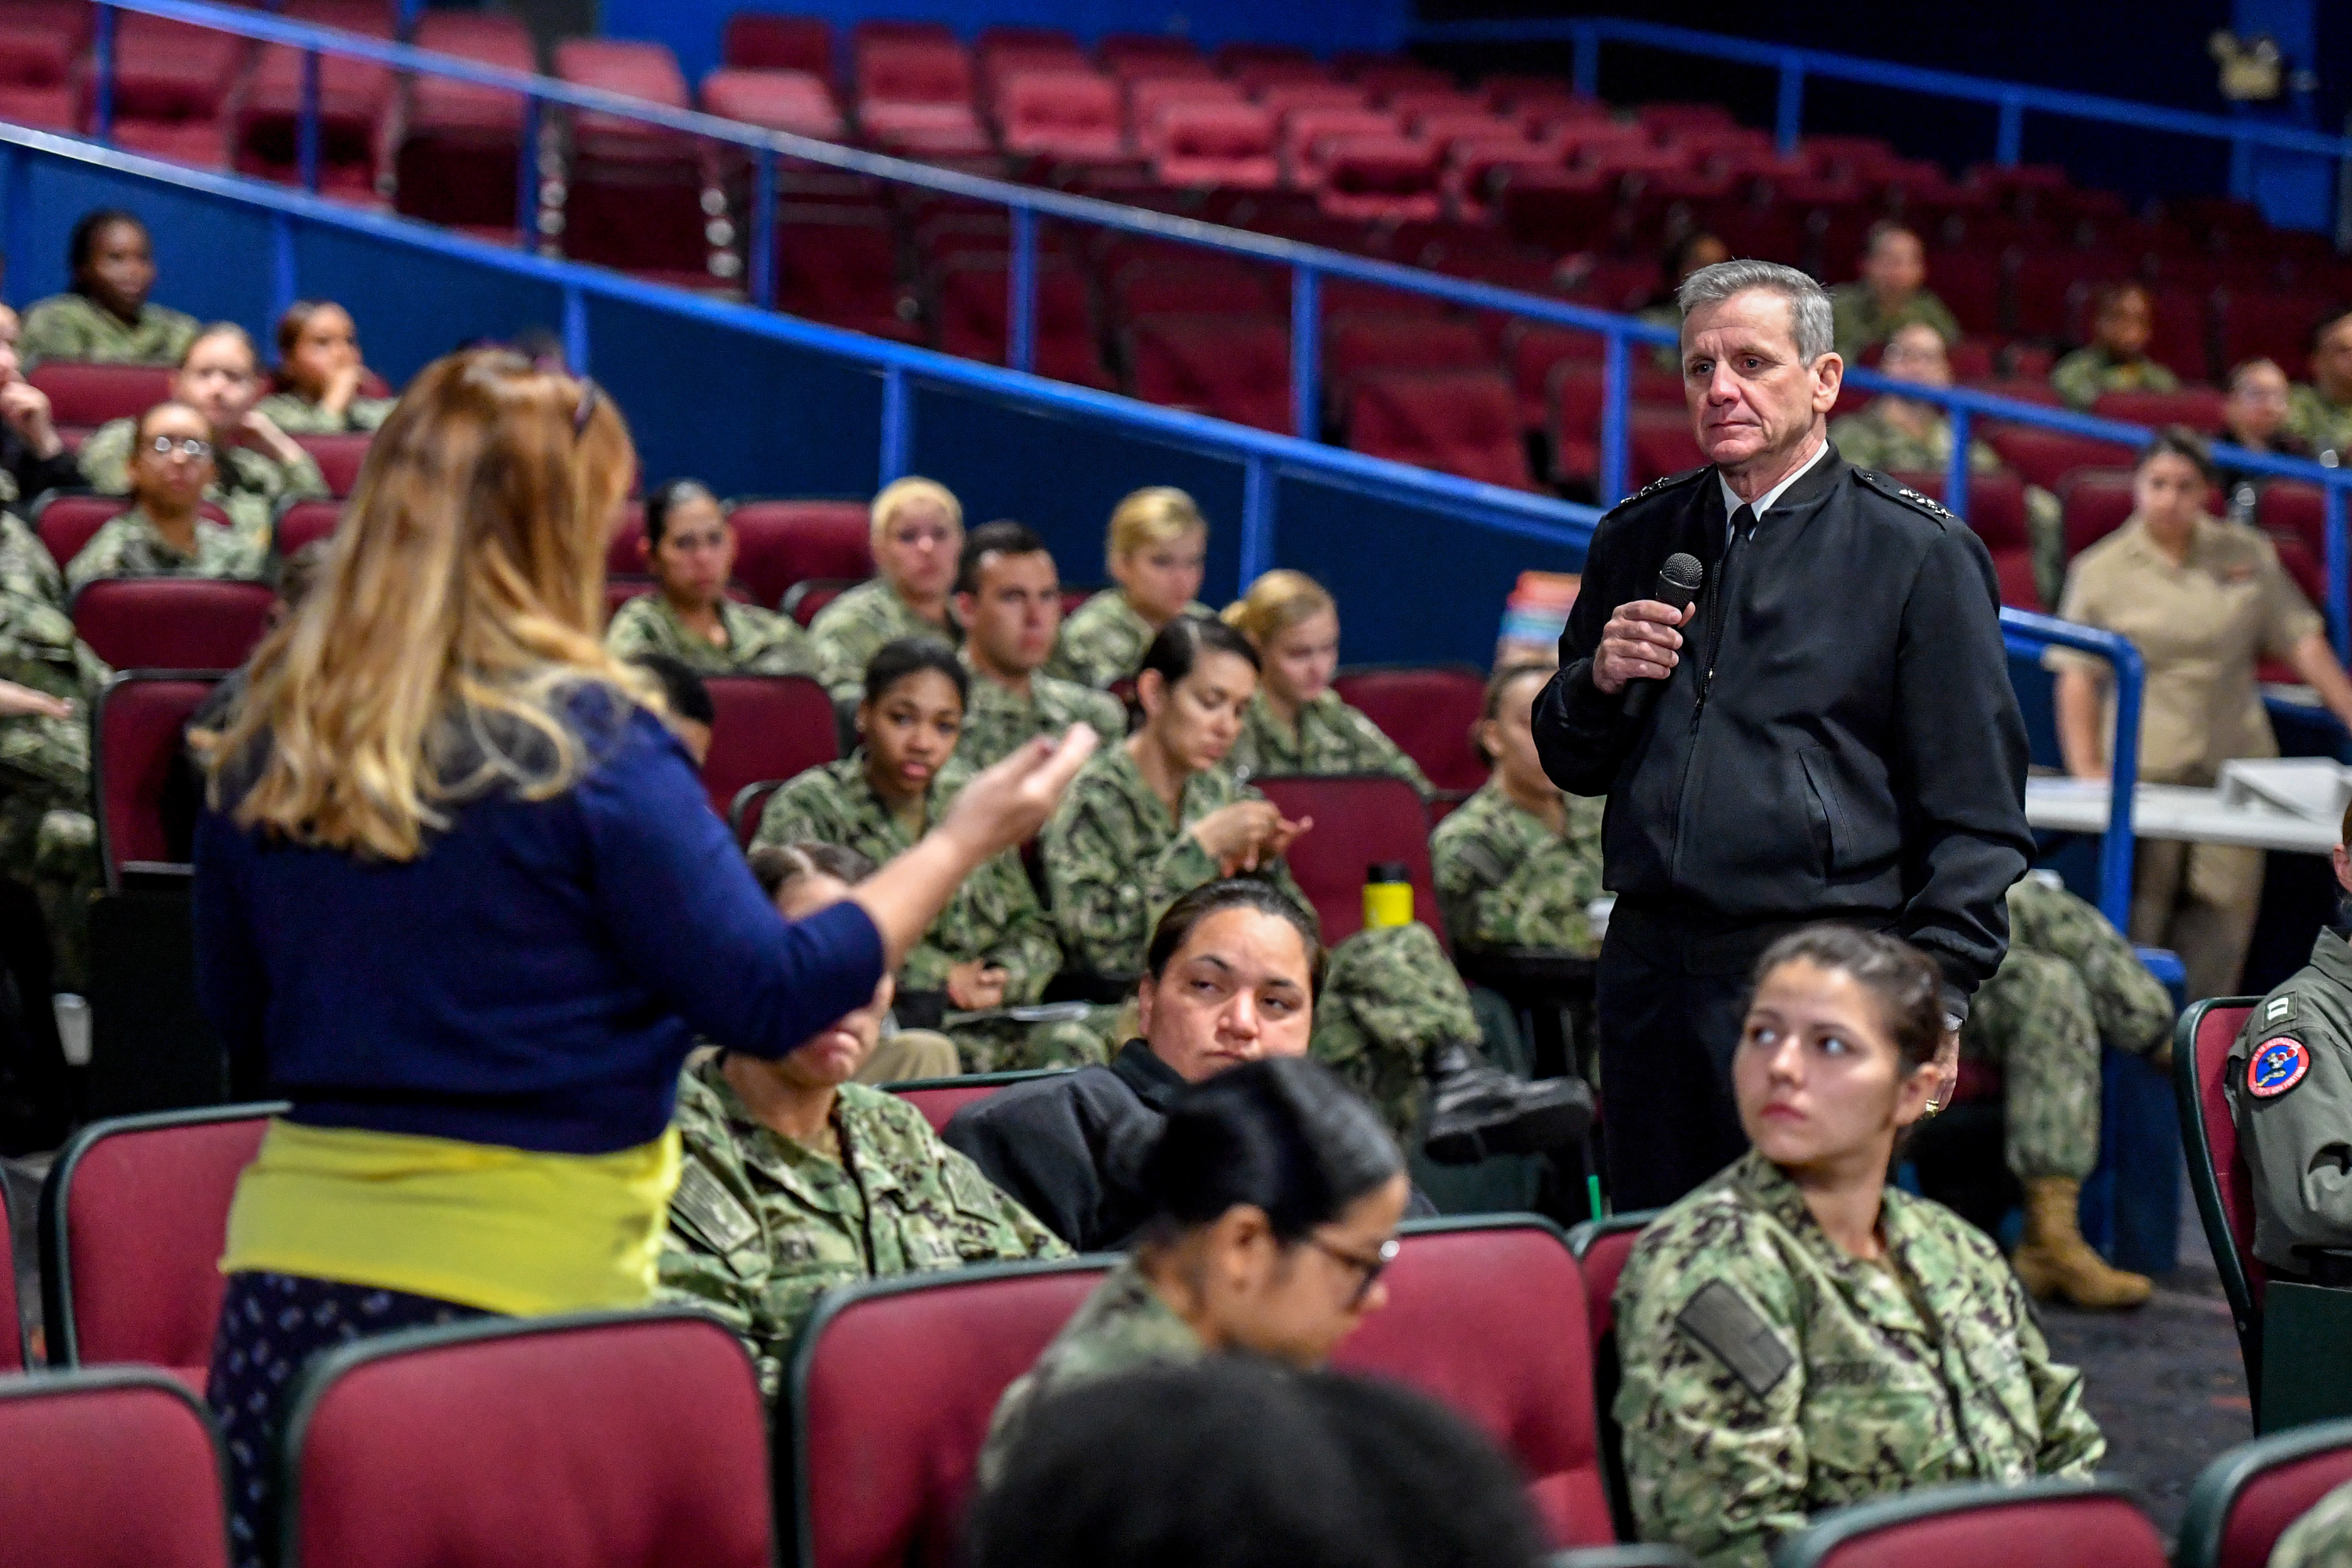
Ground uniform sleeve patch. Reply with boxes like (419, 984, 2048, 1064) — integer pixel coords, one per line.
(2248, 1036, 2312, 1099)
(669, 1160, 761, 1254)
(1674, 1278, 1795, 1399)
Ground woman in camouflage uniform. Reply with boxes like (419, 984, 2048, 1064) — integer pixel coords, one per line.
(1048, 485, 1211, 690)
(1221, 569, 1431, 797)
(808, 475, 963, 702)
(979, 1054, 1408, 1484)
(18, 209, 199, 370)
(657, 842, 1066, 1397)
(255, 300, 396, 435)
(65, 402, 270, 591)
(604, 479, 817, 677)
(1615, 926, 2104, 1568)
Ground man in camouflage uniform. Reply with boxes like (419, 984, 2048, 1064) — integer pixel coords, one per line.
(1826, 223, 1963, 360)
(19, 290, 199, 370)
(1615, 1149, 2106, 1568)
(2289, 308, 2352, 461)
(1963, 872, 2174, 1307)
(951, 521, 1124, 771)
(604, 590, 817, 678)
(1431, 780, 1606, 958)
(2050, 281, 2180, 411)
(657, 1052, 1067, 1399)
(755, 753, 1099, 1074)
(1047, 587, 1211, 691)
(1228, 685, 1432, 798)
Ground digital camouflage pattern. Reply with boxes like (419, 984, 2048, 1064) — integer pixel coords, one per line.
(1614, 1151, 2105, 1568)
(17, 293, 200, 370)
(754, 754, 1098, 1073)
(1825, 283, 1962, 361)
(1312, 919, 1483, 1137)
(1044, 589, 1210, 690)
(2049, 347, 2180, 411)
(656, 1059, 1067, 1398)
(807, 578, 957, 702)
(251, 389, 395, 435)
(77, 416, 326, 547)
(1431, 779, 1606, 956)
(2288, 384, 2352, 463)
(1830, 408, 2069, 603)
(2271, 1477, 2352, 1568)
(1963, 875, 2175, 1181)
(0, 511, 68, 613)
(1227, 689, 1432, 798)
(604, 592, 819, 678)
(979, 1255, 1203, 1487)
(0, 708, 97, 989)
(2227, 928, 2352, 1271)
(64, 506, 268, 593)
(955, 658, 1125, 772)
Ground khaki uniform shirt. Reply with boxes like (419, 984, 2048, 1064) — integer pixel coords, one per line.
(1616, 1151, 2104, 1568)
(78, 415, 327, 546)
(2049, 347, 2180, 411)
(1228, 689, 1433, 798)
(1430, 779, 1606, 956)
(2051, 515, 2320, 783)
(17, 293, 199, 370)
(1827, 283, 1962, 360)
(807, 577, 957, 702)
(252, 389, 395, 435)
(2229, 929, 2352, 1272)
(954, 656, 1125, 772)
(1045, 589, 1211, 691)
(604, 592, 818, 678)
(64, 505, 267, 593)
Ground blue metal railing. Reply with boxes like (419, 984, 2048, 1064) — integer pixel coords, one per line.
(2001, 612, 2146, 928)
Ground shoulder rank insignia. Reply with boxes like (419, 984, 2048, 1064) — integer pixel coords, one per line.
(1613, 463, 1712, 512)
(1853, 466, 1958, 526)
(2247, 1036, 2312, 1099)
(2265, 994, 2295, 1025)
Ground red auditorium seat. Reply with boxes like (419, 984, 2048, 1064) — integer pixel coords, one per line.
(1447, 137, 1568, 222)
(109, 11, 241, 138)
(0, 0, 83, 98)
(1129, 75, 1243, 158)
(857, 35, 974, 109)
(1884, 470, 2039, 607)
(724, 13, 833, 78)
(293, 432, 372, 497)
(1628, 406, 1706, 491)
(1493, 165, 1615, 249)
(1332, 663, 1489, 798)
(1775, 1481, 2166, 1568)
(1280, 106, 1393, 189)
(2218, 289, 2338, 382)
(92, 673, 219, 882)
(725, 496, 873, 606)
(2175, 999, 2266, 1397)
(702, 68, 846, 139)
(274, 498, 342, 557)
(2258, 482, 2326, 559)
(282, 1311, 772, 1568)
(1348, 368, 1534, 490)
(605, 499, 650, 576)
(1154, 102, 1280, 189)
(72, 579, 276, 674)
(702, 675, 838, 819)
(1109, 257, 1278, 318)
(1256, 81, 1366, 117)
(237, 19, 398, 198)
(996, 69, 1123, 163)
(0, 1369, 231, 1568)
(1547, 361, 1611, 487)
(2178, 1421, 2352, 1568)
(1125, 313, 1294, 432)
(777, 207, 920, 340)
(934, 254, 1111, 386)
(2058, 468, 2141, 558)
(1317, 134, 1443, 221)
(1253, 773, 1443, 950)
(1097, 34, 1201, 73)
(397, 13, 536, 233)
(29, 362, 175, 444)
(888, 1067, 1069, 1129)
(2092, 386, 2227, 436)
(784, 578, 858, 627)
(2010, 248, 2137, 342)
(1326, 316, 1492, 409)
(555, 41, 714, 283)
(1987, 427, 2137, 491)
(39, 1102, 279, 1383)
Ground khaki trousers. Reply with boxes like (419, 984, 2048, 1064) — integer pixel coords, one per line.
(2129, 836, 2263, 1001)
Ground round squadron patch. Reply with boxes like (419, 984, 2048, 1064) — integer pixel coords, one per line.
(2247, 1037, 2312, 1099)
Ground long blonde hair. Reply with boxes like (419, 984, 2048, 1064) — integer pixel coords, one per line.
(209, 349, 643, 860)
(1222, 568, 1334, 648)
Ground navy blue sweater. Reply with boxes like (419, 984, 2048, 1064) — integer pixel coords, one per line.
(193, 702, 887, 1155)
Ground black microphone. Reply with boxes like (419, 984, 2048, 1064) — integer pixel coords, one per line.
(1623, 552, 1706, 722)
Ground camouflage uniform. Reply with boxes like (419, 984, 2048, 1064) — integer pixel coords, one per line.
(77, 417, 327, 548)
(656, 1057, 1068, 1398)
(2273, 1478, 2352, 1568)
(0, 511, 70, 615)
(2287, 385, 2352, 463)
(979, 1255, 1203, 1487)
(807, 578, 957, 702)
(2049, 348, 2180, 411)
(1962, 875, 2175, 1181)
(1228, 689, 1432, 798)
(604, 592, 819, 678)
(64, 506, 268, 594)
(754, 754, 1097, 1074)
(954, 656, 1126, 772)
(1826, 283, 1962, 361)
(1829, 412, 2067, 607)
(16, 293, 200, 370)
(1429, 779, 1605, 956)
(1044, 590, 1210, 691)
(1043, 742, 1479, 1134)
(1614, 1150, 2105, 1568)
(0, 708, 97, 990)
(251, 389, 395, 435)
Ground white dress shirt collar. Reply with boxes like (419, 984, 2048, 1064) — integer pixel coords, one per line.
(1718, 434, 1831, 525)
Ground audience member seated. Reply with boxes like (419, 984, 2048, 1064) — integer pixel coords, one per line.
(0, 668, 99, 992)
(2218, 357, 2311, 525)
(1827, 222, 1959, 361)
(1222, 569, 1431, 797)
(255, 299, 396, 434)
(2050, 280, 2180, 411)
(65, 400, 269, 591)
(2288, 305, 2352, 462)
(1633, 230, 1731, 371)
(0, 303, 89, 615)
(2271, 1477, 2352, 1568)
(2054, 428, 2352, 999)
(2229, 804, 2352, 1283)
(657, 837, 1066, 1397)
(1829, 319, 2066, 602)
(810, 475, 964, 702)
(1431, 662, 1604, 958)
(951, 519, 1124, 771)
(977, 1053, 1409, 1485)
(1048, 486, 1211, 690)
(1043, 614, 1586, 1151)
(605, 479, 818, 676)
(757, 638, 1097, 1074)
(971, 1358, 1547, 1568)
(77, 322, 327, 543)
(18, 208, 200, 370)
(1615, 926, 2104, 1568)
(1964, 871, 2173, 1308)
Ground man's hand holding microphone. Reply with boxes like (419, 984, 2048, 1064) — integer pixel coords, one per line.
(1591, 553, 1706, 717)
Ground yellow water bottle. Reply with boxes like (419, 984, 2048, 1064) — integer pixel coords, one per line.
(1363, 860, 1414, 930)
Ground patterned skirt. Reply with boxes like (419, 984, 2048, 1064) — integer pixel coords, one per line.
(205, 1270, 492, 1568)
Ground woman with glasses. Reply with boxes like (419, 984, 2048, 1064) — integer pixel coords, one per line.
(64, 400, 267, 590)
(978, 1052, 1408, 1487)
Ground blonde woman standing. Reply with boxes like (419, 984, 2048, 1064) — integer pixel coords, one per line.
(193, 351, 1093, 1567)
(1222, 568, 1430, 797)
(1049, 485, 1212, 689)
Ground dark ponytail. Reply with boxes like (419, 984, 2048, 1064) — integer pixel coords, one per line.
(1138, 1057, 1402, 1247)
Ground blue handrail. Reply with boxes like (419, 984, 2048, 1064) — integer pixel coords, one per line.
(1999, 611, 2146, 928)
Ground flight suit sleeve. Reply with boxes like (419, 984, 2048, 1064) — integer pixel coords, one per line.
(2233, 1015, 2352, 1262)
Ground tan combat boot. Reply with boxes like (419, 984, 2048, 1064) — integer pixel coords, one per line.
(2010, 1176, 2153, 1309)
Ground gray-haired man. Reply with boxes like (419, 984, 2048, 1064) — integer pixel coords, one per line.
(1533, 259, 2032, 1208)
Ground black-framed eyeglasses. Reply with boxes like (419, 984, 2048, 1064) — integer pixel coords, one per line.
(1310, 1234, 1401, 1307)
(146, 435, 212, 459)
